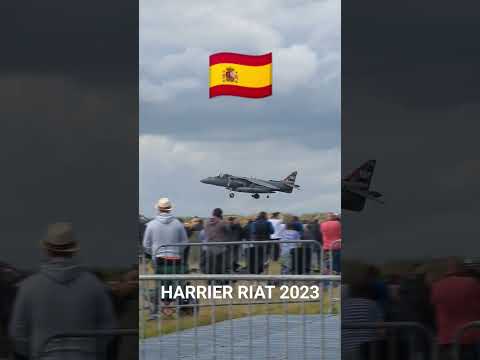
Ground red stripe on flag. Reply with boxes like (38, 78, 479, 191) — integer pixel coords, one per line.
(209, 52, 272, 66)
(209, 85, 272, 98)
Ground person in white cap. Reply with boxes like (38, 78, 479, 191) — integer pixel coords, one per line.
(9, 222, 116, 360)
(142, 198, 188, 316)
(143, 198, 188, 260)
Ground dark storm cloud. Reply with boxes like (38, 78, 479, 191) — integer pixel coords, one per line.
(0, 1, 138, 269)
(343, 0, 480, 109)
(0, 0, 137, 85)
(343, 0, 480, 262)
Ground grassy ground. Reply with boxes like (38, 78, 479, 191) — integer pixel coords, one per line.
(140, 295, 339, 338)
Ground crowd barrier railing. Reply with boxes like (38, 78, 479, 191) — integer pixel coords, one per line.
(139, 274, 340, 360)
(140, 240, 340, 276)
(342, 321, 437, 360)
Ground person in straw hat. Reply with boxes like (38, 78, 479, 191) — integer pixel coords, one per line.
(142, 198, 188, 317)
(9, 222, 116, 360)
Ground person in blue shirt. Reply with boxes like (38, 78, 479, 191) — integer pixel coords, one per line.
(247, 212, 274, 274)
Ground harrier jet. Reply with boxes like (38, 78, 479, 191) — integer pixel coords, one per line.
(342, 160, 384, 211)
(200, 171, 300, 199)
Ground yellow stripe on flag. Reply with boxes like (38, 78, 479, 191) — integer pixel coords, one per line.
(209, 63, 272, 88)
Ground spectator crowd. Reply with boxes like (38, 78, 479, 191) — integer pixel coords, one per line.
(141, 197, 342, 319)
(342, 258, 480, 360)
(141, 197, 342, 277)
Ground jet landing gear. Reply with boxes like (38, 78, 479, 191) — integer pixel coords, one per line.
(251, 194, 260, 199)
(229, 192, 235, 198)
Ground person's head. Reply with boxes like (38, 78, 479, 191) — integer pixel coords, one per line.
(228, 216, 236, 224)
(212, 208, 223, 219)
(326, 212, 339, 221)
(257, 211, 267, 221)
(155, 197, 173, 213)
(271, 212, 280, 219)
(292, 216, 299, 222)
(191, 216, 202, 225)
(42, 222, 79, 259)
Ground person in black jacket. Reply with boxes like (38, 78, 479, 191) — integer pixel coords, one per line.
(227, 217, 243, 272)
(247, 212, 274, 274)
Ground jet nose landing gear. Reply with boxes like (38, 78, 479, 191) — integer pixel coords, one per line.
(251, 193, 260, 199)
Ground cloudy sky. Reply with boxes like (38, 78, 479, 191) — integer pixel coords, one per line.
(0, 1, 138, 268)
(139, 0, 340, 218)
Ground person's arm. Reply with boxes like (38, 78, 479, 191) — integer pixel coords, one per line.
(317, 224, 323, 245)
(243, 225, 250, 240)
(142, 225, 153, 257)
(268, 222, 274, 236)
(178, 224, 188, 244)
(298, 223, 305, 238)
(295, 231, 302, 247)
(249, 222, 255, 240)
(8, 285, 30, 358)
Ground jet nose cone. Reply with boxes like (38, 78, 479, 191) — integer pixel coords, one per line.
(200, 178, 208, 184)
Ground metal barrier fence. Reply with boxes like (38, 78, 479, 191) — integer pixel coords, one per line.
(342, 322, 437, 360)
(139, 274, 341, 360)
(140, 240, 340, 276)
(38, 329, 138, 360)
(342, 321, 480, 360)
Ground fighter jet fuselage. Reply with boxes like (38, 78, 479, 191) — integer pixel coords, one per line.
(200, 172, 299, 199)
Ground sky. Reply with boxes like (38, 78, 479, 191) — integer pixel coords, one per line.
(139, 0, 341, 218)
(0, 1, 138, 268)
(342, 0, 480, 263)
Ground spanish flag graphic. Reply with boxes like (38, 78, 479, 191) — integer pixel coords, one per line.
(209, 52, 272, 98)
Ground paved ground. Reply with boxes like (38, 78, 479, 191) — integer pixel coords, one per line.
(140, 314, 340, 360)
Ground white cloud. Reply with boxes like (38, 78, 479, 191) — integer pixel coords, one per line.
(141, 0, 283, 52)
(274, 45, 318, 91)
(140, 0, 340, 102)
(140, 77, 201, 103)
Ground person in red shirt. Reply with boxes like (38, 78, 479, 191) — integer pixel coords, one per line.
(431, 258, 480, 360)
(319, 213, 341, 274)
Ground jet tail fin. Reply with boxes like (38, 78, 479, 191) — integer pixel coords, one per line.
(283, 171, 298, 187)
(344, 160, 376, 188)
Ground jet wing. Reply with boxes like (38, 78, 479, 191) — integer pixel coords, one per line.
(237, 177, 281, 190)
(347, 188, 385, 204)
